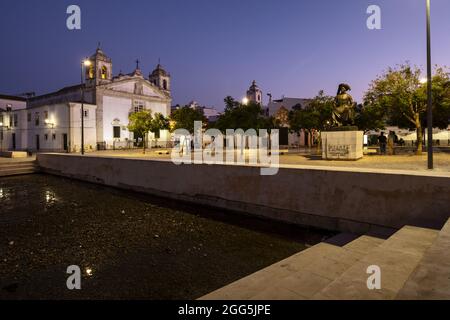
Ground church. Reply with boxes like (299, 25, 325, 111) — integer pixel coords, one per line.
(0, 46, 172, 153)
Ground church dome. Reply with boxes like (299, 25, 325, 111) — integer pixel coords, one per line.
(90, 46, 111, 62)
(151, 64, 169, 77)
(249, 80, 259, 91)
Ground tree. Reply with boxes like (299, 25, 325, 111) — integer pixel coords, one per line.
(364, 63, 450, 154)
(128, 110, 153, 154)
(214, 97, 269, 132)
(170, 106, 207, 133)
(150, 113, 170, 145)
(288, 91, 334, 146)
(354, 103, 386, 133)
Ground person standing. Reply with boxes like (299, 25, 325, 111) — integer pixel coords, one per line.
(378, 132, 387, 155)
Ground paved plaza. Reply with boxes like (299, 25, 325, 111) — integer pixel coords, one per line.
(76, 149, 450, 173)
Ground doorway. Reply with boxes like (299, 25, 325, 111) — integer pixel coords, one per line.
(36, 135, 40, 151)
(12, 133, 16, 150)
(63, 134, 68, 152)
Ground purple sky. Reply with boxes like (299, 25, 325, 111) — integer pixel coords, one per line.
(1, 0, 449, 110)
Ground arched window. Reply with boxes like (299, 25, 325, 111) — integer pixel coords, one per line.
(163, 79, 168, 90)
(88, 66, 94, 79)
(101, 66, 108, 79)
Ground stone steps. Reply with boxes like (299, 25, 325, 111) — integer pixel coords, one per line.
(396, 219, 450, 300)
(200, 235, 384, 300)
(312, 226, 439, 300)
(0, 161, 38, 177)
(200, 221, 449, 300)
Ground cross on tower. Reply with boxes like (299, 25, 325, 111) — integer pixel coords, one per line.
(136, 59, 140, 70)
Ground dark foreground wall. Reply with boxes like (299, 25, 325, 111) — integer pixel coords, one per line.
(37, 154, 450, 234)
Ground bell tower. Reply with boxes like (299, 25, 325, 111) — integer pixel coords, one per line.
(149, 62, 171, 93)
(85, 45, 112, 87)
(246, 80, 263, 105)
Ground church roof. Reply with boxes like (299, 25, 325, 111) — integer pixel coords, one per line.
(151, 64, 169, 77)
(128, 68, 144, 78)
(0, 94, 27, 102)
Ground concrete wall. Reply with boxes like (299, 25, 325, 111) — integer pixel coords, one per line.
(36, 154, 450, 234)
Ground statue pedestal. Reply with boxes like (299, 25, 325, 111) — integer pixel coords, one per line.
(321, 131, 363, 160)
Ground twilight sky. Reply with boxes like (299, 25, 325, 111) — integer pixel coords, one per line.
(1, 0, 449, 110)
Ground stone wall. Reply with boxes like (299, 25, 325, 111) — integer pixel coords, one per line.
(37, 154, 450, 234)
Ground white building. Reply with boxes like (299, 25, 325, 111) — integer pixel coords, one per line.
(0, 47, 172, 152)
(181, 101, 221, 122)
(267, 97, 313, 147)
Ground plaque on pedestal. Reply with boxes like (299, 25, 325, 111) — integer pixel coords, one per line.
(321, 131, 364, 160)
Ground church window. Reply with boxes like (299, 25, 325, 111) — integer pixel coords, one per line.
(113, 126, 121, 139)
(101, 66, 108, 79)
(27, 113, 31, 122)
(44, 111, 49, 120)
(44, 134, 48, 141)
(52, 134, 56, 140)
(35, 113, 40, 126)
(133, 100, 145, 113)
(13, 114, 18, 127)
(81, 109, 89, 118)
(163, 79, 168, 90)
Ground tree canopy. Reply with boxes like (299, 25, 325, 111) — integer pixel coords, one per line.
(288, 90, 334, 135)
(213, 96, 272, 132)
(170, 106, 207, 133)
(363, 63, 450, 154)
(128, 110, 153, 153)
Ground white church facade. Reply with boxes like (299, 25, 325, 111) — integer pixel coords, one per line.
(0, 47, 172, 153)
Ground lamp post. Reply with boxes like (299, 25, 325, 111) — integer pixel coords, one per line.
(0, 122, 10, 152)
(0, 121, 3, 152)
(426, 0, 433, 169)
(81, 59, 91, 155)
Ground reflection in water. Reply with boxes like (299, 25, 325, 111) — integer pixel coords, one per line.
(85, 267, 93, 277)
(45, 190, 57, 205)
(0, 188, 10, 202)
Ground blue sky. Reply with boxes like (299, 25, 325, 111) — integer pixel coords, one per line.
(1, 0, 449, 110)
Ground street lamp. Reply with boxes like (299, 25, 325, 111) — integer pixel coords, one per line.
(44, 118, 55, 128)
(242, 97, 249, 105)
(426, 0, 433, 169)
(81, 59, 91, 155)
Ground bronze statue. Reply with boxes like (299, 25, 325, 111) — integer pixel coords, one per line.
(332, 83, 356, 127)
